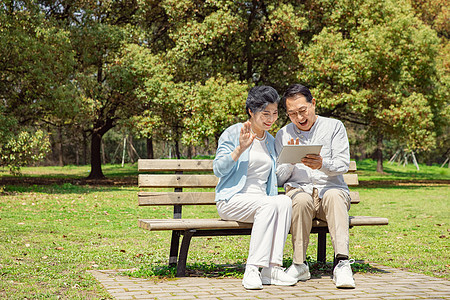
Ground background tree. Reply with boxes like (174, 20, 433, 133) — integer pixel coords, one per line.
(0, 0, 75, 173)
(1, 0, 448, 172)
(409, 0, 450, 164)
(40, 0, 147, 178)
(127, 0, 310, 154)
(299, 0, 443, 172)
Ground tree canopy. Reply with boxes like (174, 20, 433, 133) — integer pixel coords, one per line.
(1, 0, 448, 175)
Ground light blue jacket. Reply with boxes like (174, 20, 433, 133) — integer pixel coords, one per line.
(213, 123, 279, 202)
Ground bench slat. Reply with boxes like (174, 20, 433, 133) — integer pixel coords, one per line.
(138, 216, 388, 231)
(344, 173, 359, 186)
(139, 173, 359, 188)
(138, 159, 214, 172)
(138, 159, 357, 172)
(139, 192, 216, 205)
(139, 174, 218, 188)
(138, 191, 361, 206)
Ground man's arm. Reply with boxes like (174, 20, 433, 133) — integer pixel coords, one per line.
(275, 129, 294, 186)
(319, 121, 350, 176)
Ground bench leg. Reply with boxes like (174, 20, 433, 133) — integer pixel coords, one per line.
(176, 230, 195, 277)
(169, 230, 181, 267)
(317, 231, 327, 263)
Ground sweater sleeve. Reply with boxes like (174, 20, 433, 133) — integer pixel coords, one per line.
(320, 121, 350, 176)
(275, 129, 294, 186)
(213, 126, 239, 178)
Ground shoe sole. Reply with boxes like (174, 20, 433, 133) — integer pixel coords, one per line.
(333, 278, 355, 289)
(297, 273, 311, 281)
(243, 284, 263, 290)
(261, 277, 296, 286)
(286, 272, 311, 282)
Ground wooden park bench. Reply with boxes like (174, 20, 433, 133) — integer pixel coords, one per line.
(137, 159, 388, 277)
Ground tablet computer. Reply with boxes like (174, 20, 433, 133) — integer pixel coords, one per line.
(277, 145, 323, 164)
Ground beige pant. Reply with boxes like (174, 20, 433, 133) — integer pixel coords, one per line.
(286, 187, 351, 264)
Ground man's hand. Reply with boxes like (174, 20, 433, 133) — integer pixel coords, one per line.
(287, 138, 322, 169)
(288, 138, 300, 145)
(301, 154, 322, 169)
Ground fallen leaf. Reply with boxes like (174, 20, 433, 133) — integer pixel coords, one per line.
(55, 247, 64, 250)
(120, 249, 126, 253)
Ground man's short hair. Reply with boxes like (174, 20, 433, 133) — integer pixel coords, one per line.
(281, 84, 313, 109)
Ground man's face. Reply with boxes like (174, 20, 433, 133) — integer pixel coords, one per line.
(285, 95, 317, 131)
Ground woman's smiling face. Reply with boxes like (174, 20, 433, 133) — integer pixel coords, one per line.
(249, 102, 279, 132)
(285, 95, 317, 131)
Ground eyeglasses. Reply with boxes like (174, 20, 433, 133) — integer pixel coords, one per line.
(286, 104, 311, 118)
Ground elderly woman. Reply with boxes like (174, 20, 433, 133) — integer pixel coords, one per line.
(213, 86, 296, 290)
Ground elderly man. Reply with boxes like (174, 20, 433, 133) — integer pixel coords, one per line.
(275, 83, 355, 289)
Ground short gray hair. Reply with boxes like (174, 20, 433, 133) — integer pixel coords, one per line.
(246, 86, 280, 117)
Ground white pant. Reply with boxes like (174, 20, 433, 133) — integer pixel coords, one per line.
(216, 194, 292, 267)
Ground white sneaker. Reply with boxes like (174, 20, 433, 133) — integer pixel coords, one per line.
(285, 263, 311, 281)
(242, 265, 263, 290)
(333, 259, 356, 288)
(261, 266, 297, 286)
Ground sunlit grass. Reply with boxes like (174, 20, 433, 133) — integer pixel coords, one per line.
(1, 159, 448, 181)
(356, 159, 450, 181)
(0, 160, 449, 298)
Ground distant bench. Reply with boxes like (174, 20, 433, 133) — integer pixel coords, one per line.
(137, 159, 388, 277)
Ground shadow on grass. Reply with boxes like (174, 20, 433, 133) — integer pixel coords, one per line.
(123, 259, 388, 280)
(1, 182, 136, 195)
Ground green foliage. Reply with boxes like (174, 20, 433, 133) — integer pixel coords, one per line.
(181, 77, 249, 145)
(0, 2, 78, 123)
(0, 0, 448, 169)
(0, 105, 50, 175)
(301, 0, 442, 153)
(0, 129, 50, 175)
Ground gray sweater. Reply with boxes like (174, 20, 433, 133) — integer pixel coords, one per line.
(275, 116, 350, 198)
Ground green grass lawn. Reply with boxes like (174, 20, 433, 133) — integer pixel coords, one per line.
(0, 160, 449, 298)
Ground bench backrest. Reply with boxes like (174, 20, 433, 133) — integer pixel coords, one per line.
(138, 159, 359, 207)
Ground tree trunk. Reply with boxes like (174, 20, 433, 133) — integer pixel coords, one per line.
(146, 137, 154, 159)
(101, 139, 106, 164)
(83, 130, 88, 165)
(174, 139, 181, 159)
(58, 127, 64, 166)
(87, 118, 115, 179)
(87, 131, 105, 179)
(375, 133, 384, 173)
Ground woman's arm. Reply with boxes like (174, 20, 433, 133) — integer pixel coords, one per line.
(213, 121, 255, 178)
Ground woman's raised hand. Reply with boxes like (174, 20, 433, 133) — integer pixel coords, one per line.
(239, 120, 256, 151)
(231, 121, 256, 161)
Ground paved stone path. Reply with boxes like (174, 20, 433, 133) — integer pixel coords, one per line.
(89, 263, 450, 299)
